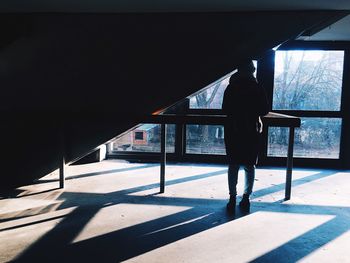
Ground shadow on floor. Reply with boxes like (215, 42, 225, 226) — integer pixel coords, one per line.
(253, 170, 337, 199)
(35, 164, 159, 184)
(5, 167, 350, 262)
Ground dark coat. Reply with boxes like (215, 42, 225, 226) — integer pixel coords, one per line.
(222, 73, 269, 165)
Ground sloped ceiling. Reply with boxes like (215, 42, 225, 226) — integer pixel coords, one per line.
(303, 14, 350, 40)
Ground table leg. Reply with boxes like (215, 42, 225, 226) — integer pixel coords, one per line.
(160, 123, 166, 193)
(285, 127, 295, 200)
(59, 128, 65, 189)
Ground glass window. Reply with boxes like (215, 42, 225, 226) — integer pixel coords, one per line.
(111, 124, 175, 153)
(268, 118, 342, 159)
(134, 131, 144, 141)
(189, 61, 257, 109)
(273, 50, 344, 111)
(189, 77, 230, 109)
(186, 125, 226, 155)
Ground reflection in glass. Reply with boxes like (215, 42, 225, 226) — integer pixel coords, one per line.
(111, 124, 175, 153)
(186, 125, 226, 155)
(268, 118, 342, 159)
(273, 50, 344, 111)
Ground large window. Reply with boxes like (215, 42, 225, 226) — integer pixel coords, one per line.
(269, 49, 345, 159)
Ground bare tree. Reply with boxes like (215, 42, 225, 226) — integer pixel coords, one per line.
(271, 50, 344, 155)
(194, 82, 222, 108)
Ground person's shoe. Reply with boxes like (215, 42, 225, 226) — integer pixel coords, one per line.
(226, 195, 236, 215)
(239, 194, 250, 213)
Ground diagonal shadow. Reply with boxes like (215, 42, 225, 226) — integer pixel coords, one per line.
(0, 168, 335, 223)
(0, 168, 227, 223)
(15, 188, 61, 198)
(69, 209, 230, 262)
(0, 168, 337, 223)
(252, 170, 337, 199)
(35, 164, 158, 184)
(12, 198, 232, 262)
(250, 216, 350, 263)
(5, 166, 350, 263)
(0, 203, 61, 223)
(68, 201, 350, 263)
(12, 205, 101, 263)
(12, 192, 350, 263)
(0, 214, 66, 233)
(53, 168, 227, 210)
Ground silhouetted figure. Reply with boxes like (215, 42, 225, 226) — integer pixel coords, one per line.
(222, 60, 269, 214)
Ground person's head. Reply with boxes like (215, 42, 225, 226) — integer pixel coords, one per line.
(237, 60, 255, 75)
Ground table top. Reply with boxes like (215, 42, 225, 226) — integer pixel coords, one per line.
(144, 112, 301, 128)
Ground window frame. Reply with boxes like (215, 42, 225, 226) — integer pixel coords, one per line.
(262, 41, 350, 168)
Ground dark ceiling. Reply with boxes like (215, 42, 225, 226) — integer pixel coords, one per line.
(1, 0, 350, 40)
(1, 0, 350, 12)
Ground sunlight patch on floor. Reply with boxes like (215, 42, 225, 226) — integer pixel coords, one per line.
(300, 230, 350, 262)
(0, 197, 62, 220)
(126, 212, 334, 263)
(72, 203, 191, 244)
(0, 207, 75, 263)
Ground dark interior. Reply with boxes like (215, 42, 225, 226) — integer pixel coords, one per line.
(1, 9, 349, 191)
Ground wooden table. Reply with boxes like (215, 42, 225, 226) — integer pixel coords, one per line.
(145, 112, 301, 200)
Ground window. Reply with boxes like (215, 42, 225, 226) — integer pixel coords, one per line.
(111, 124, 175, 153)
(273, 50, 344, 111)
(189, 61, 257, 109)
(134, 131, 144, 141)
(189, 76, 230, 109)
(186, 125, 226, 155)
(268, 118, 342, 159)
(269, 49, 345, 160)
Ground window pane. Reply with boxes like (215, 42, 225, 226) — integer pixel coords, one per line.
(189, 61, 257, 109)
(186, 125, 226, 155)
(268, 118, 342, 159)
(189, 76, 230, 109)
(111, 124, 175, 153)
(273, 50, 344, 111)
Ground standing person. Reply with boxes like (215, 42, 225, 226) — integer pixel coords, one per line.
(222, 60, 269, 214)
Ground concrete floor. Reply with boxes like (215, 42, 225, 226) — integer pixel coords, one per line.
(0, 160, 350, 263)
